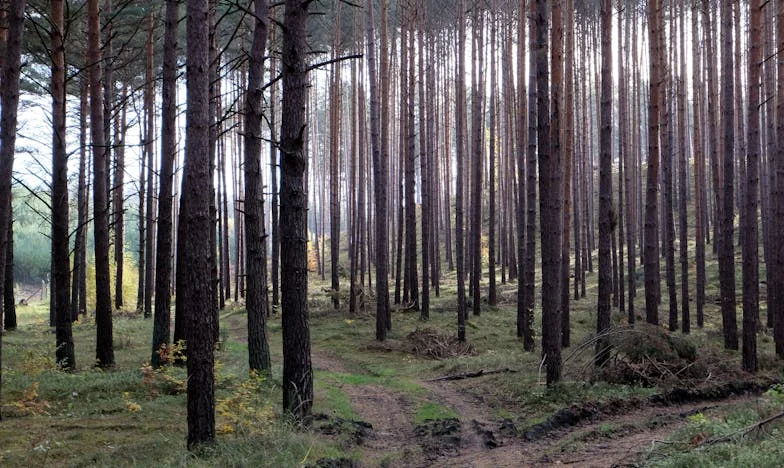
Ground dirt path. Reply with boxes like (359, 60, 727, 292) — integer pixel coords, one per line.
(223, 317, 763, 467)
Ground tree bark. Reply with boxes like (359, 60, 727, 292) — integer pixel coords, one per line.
(644, 0, 662, 326)
(742, 0, 761, 372)
(151, 0, 179, 369)
(183, 0, 216, 448)
(538, 0, 563, 385)
(719, 0, 738, 350)
(244, 0, 272, 373)
(280, 0, 313, 424)
(89, 0, 114, 368)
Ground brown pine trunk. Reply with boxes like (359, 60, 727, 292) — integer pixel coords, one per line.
(280, 0, 313, 424)
(692, 1, 706, 328)
(89, 0, 113, 368)
(329, 10, 341, 310)
(561, 0, 574, 347)
(71, 71, 89, 321)
(244, 0, 272, 372)
(742, 0, 761, 372)
(539, 0, 563, 384)
(677, 0, 690, 334)
(470, 8, 484, 317)
(644, 0, 663, 326)
(719, 0, 738, 350)
(418, 3, 430, 319)
(456, 0, 467, 342)
(144, 11, 155, 319)
(773, 0, 784, 356)
(597, 0, 613, 366)
(151, 0, 178, 369)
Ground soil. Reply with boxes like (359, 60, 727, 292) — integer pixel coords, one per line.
(309, 351, 770, 468)
(225, 315, 772, 467)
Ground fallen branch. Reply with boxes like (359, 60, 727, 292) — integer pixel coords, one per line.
(705, 410, 784, 446)
(426, 368, 518, 382)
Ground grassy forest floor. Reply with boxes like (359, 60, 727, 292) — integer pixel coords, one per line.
(2, 269, 784, 467)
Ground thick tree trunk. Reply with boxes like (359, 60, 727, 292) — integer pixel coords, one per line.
(0, 2, 26, 396)
(773, 0, 784, 356)
(280, 0, 313, 424)
(183, 0, 216, 448)
(538, 0, 563, 385)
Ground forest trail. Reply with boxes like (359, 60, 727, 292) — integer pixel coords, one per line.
(225, 315, 763, 467)
(312, 346, 763, 467)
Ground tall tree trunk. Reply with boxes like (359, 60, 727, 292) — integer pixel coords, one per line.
(280, 0, 313, 424)
(244, 0, 272, 373)
(719, 0, 739, 350)
(516, 0, 528, 340)
(644, 0, 663, 326)
(329, 9, 341, 310)
(692, 1, 706, 328)
(71, 76, 89, 322)
(418, 3, 430, 320)
(524, 0, 537, 350)
(183, 0, 216, 448)
(677, 0, 690, 334)
(368, 0, 387, 339)
(151, 0, 178, 369)
(404, 6, 418, 310)
(0, 2, 26, 401)
(144, 11, 155, 319)
(538, 0, 562, 385)
(89, 0, 114, 368)
(470, 7, 484, 317)
(456, 0, 468, 342)
(51, 0, 74, 370)
(742, 0, 761, 372)
(487, 8, 497, 308)
(772, 0, 784, 356)
(561, 0, 574, 346)
(597, 0, 613, 366)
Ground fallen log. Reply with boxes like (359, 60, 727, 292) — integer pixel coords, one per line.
(426, 368, 519, 382)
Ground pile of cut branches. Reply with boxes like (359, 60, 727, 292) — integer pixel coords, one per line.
(406, 328, 475, 360)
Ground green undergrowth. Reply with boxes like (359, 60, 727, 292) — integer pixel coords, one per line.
(642, 388, 784, 467)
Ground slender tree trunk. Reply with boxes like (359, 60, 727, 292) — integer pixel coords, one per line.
(719, 0, 738, 350)
(488, 9, 498, 308)
(244, 0, 272, 372)
(89, 0, 114, 368)
(597, 0, 613, 366)
(561, 0, 574, 347)
(516, 0, 528, 340)
(329, 11, 341, 310)
(456, 0, 467, 342)
(677, 0, 690, 334)
(151, 0, 179, 369)
(692, 2, 706, 328)
(470, 8, 484, 317)
(418, 3, 430, 320)
(72, 76, 89, 322)
(144, 12, 155, 319)
(741, 0, 761, 372)
(524, 0, 538, 350)
(644, 0, 663, 326)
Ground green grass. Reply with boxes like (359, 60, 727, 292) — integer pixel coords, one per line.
(414, 401, 458, 423)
